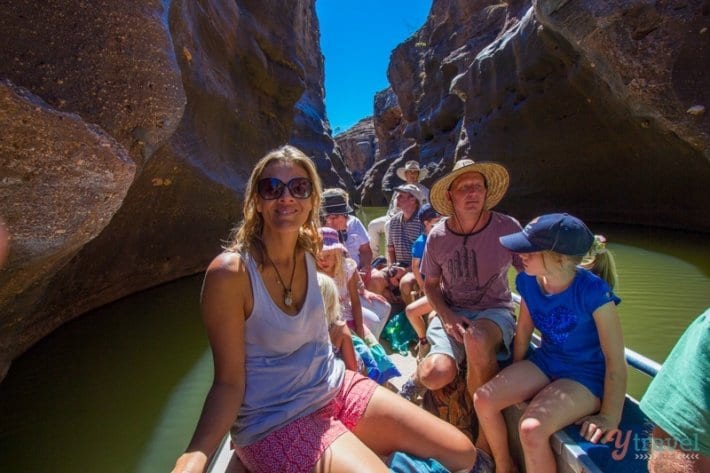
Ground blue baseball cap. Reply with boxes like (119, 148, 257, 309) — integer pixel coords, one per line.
(418, 203, 440, 222)
(499, 213, 594, 256)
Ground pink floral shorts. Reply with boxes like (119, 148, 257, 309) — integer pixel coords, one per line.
(234, 370, 377, 473)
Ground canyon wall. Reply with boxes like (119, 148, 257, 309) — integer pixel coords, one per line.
(0, 0, 349, 381)
(358, 0, 709, 228)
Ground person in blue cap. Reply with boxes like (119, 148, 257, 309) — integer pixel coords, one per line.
(473, 213, 626, 473)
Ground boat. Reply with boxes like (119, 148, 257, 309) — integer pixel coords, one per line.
(205, 354, 659, 472)
(205, 319, 661, 473)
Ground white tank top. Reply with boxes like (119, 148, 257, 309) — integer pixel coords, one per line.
(231, 251, 345, 446)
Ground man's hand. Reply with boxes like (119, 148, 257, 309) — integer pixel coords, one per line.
(438, 311, 470, 343)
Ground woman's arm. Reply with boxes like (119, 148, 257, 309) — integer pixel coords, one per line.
(578, 301, 627, 443)
(347, 271, 366, 339)
(513, 298, 534, 363)
(171, 253, 249, 473)
(337, 324, 359, 372)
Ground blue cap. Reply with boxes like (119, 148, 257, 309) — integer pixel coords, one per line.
(418, 203, 439, 222)
(499, 213, 594, 256)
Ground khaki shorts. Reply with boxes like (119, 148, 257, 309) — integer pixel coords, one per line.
(425, 307, 516, 365)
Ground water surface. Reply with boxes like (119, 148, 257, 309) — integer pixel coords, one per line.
(0, 221, 707, 472)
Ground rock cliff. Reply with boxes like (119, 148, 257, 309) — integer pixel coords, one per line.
(361, 0, 709, 228)
(0, 0, 346, 381)
(359, 88, 420, 206)
(334, 117, 376, 185)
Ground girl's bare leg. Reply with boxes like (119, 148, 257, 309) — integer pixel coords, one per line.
(474, 361, 549, 473)
(353, 385, 477, 471)
(519, 379, 600, 473)
(405, 296, 432, 339)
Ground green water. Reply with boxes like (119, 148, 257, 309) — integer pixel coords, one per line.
(0, 217, 707, 472)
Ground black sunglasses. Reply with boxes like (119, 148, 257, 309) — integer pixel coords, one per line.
(257, 177, 313, 200)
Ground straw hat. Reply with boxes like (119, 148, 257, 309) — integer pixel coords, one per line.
(396, 160, 428, 181)
(429, 159, 509, 216)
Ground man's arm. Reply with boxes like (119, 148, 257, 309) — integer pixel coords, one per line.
(358, 242, 373, 272)
(386, 244, 396, 267)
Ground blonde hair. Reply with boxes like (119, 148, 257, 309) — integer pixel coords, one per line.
(318, 248, 348, 289)
(581, 235, 618, 289)
(542, 235, 618, 289)
(317, 272, 343, 325)
(224, 145, 323, 259)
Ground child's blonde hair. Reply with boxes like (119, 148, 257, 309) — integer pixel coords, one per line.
(544, 235, 618, 289)
(320, 248, 348, 288)
(317, 272, 344, 326)
(581, 235, 618, 289)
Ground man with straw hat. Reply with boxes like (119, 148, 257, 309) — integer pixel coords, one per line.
(367, 160, 430, 256)
(400, 159, 523, 449)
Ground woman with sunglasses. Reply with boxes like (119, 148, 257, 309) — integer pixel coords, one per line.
(172, 145, 483, 473)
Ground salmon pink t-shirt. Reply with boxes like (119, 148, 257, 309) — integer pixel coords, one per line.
(422, 212, 523, 312)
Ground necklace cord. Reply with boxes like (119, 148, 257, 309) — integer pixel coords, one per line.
(263, 249, 297, 306)
(453, 208, 486, 246)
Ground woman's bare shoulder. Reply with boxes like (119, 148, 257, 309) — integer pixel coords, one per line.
(205, 251, 250, 284)
(202, 251, 254, 316)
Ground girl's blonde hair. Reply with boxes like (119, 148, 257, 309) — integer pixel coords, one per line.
(319, 248, 348, 288)
(581, 235, 618, 289)
(544, 235, 618, 289)
(317, 272, 343, 325)
(224, 145, 323, 259)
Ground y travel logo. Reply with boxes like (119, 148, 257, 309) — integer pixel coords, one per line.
(608, 428, 702, 461)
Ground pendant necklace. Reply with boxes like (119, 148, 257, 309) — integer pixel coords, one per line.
(263, 249, 297, 307)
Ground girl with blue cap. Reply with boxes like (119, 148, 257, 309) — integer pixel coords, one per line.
(472, 213, 626, 473)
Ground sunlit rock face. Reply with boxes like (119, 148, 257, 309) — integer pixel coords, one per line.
(359, 88, 420, 206)
(335, 118, 376, 186)
(387, 0, 709, 231)
(0, 0, 344, 381)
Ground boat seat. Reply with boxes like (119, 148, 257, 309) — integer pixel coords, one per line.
(503, 395, 654, 472)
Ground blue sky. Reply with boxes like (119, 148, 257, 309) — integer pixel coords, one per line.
(316, 0, 432, 134)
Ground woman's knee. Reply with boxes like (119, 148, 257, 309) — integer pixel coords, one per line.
(418, 355, 457, 390)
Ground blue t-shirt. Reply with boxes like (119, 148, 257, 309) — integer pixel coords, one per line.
(411, 233, 427, 260)
(517, 269, 620, 388)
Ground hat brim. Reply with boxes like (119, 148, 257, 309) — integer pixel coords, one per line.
(321, 203, 354, 215)
(396, 167, 428, 181)
(429, 161, 509, 216)
(321, 243, 348, 254)
(499, 232, 540, 253)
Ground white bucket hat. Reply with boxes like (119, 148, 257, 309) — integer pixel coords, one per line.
(396, 160, 428, 181)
